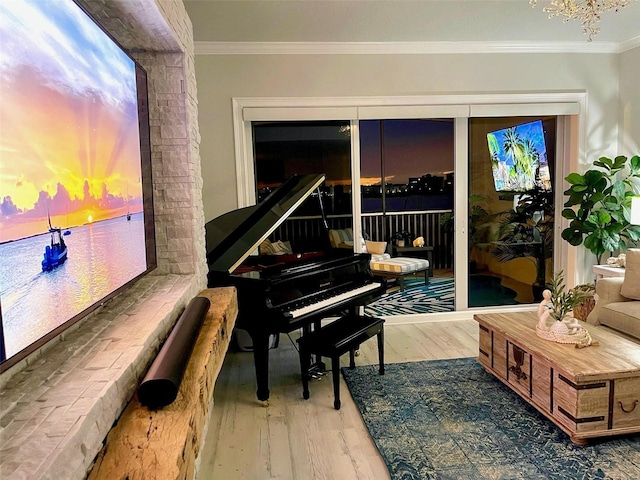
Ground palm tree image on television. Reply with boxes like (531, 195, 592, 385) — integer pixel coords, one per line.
(0, 0, 156, 370)
(487, 120, 551, 193)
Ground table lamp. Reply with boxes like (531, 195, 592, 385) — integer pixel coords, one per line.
(632, 196, 640, 226)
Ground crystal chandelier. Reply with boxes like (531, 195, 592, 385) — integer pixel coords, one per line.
(530, 0, 631, 41)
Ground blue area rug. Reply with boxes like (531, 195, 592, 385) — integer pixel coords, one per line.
(342, 357, 640, 480)
(365, 275, 519, 316)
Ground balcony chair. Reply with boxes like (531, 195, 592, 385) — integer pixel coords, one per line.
(328, 228, 429, 291)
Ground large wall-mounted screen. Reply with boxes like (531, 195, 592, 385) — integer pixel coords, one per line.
(0, 0, 156, 371)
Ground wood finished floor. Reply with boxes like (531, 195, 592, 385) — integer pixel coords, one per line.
(198, 319, 479, 480)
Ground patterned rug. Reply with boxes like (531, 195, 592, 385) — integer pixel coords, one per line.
(365, 275, 519, 316)
(342, 357, 640, 480)
(365, 277, 455, 316)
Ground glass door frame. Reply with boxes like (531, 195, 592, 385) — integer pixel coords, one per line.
(232, 93, 587, 317)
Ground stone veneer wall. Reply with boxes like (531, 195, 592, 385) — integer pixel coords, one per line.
(0, 1, 209, 478)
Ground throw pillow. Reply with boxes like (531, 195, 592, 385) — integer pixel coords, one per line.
(365, 240, 387, 255)
(621, 248, 640, 300)
(259, 239, 275, 255)
(271, 240, 292, 255)
(259, 239, 292, 255)
(328, 228, 353, 248)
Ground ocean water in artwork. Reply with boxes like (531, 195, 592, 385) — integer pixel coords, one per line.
(0, 214, 148, 358)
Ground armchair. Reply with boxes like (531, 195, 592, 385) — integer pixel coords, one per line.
(587, 249, 640, 341)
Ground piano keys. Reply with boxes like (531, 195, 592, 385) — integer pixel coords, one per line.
(205, 174, 385, 403)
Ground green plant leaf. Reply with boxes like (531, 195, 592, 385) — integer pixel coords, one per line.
(613, 155, 627, 171)
(612, 181, 626, 199)
(626, 225, 640, 242)
(584, 234, 606, 257)
(565, 172, 586, 185)
(584, 170, 604, 185)
(588, 211, 611, 224)
(594, 157, 611, 169)
(609, 222, 625, 234)
(564, 192, 586, 207)
(561, 228, 583, 246)
(603, 232, 620, 252)
(594, 177, 608, 192)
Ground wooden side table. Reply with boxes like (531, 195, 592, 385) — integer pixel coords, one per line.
(593, 264, 626, 280)
(391, 245, 434, 277)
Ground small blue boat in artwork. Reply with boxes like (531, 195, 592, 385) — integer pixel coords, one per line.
(42, 225, 68, 272)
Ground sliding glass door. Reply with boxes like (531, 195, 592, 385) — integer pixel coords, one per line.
(252, 120, 353, 251)
(468, 116, 556, 307)
(236, 95, 580, 316)
(360, 119, 456, 314)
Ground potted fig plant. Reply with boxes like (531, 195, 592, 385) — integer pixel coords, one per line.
(562, 154, 640, 264)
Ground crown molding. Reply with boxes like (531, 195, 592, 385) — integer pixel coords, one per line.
(619, 34, 640, 52)
(194, 40, 632, 56)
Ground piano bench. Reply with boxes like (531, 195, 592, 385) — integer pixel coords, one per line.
(297, 314, 384, 410)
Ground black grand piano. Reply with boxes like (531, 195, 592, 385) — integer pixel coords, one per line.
(205, 174, 385, 403)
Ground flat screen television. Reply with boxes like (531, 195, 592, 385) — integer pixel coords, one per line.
(0, 0, 156, 372)
(486, 120, 551, 193)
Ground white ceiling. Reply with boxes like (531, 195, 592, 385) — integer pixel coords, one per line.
(184, 0, 640, 49)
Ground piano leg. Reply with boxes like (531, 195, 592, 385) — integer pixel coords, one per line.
(299, 342, 310, 400)
(331, 354, 341, 410)
(249, 329, 271, 405)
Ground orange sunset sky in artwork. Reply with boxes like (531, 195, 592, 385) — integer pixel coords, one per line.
(0, 0, 145, 244)
(0, 69, 143, 243)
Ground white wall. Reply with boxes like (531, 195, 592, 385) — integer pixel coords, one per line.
(194, 51, 622, 223)
(619, 46, 640, 153)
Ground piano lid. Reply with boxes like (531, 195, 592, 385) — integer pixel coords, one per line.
(206, 173, 326, 274)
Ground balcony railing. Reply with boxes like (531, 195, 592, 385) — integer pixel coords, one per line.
(268, 210, 454, 270)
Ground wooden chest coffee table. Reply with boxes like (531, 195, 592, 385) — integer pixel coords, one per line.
(474, 312, 640, 445)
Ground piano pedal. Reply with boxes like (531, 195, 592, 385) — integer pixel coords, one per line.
(308, 362, 327, 380)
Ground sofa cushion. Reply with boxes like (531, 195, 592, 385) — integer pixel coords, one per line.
(600, 302, 640, 339)
(370, 257, 429, 274)
(621, 248, 640, 300)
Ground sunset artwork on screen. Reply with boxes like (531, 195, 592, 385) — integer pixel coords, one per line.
(0, 0, 155, 368)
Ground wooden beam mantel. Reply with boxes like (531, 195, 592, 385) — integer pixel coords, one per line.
(89, 287, 238, 480)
